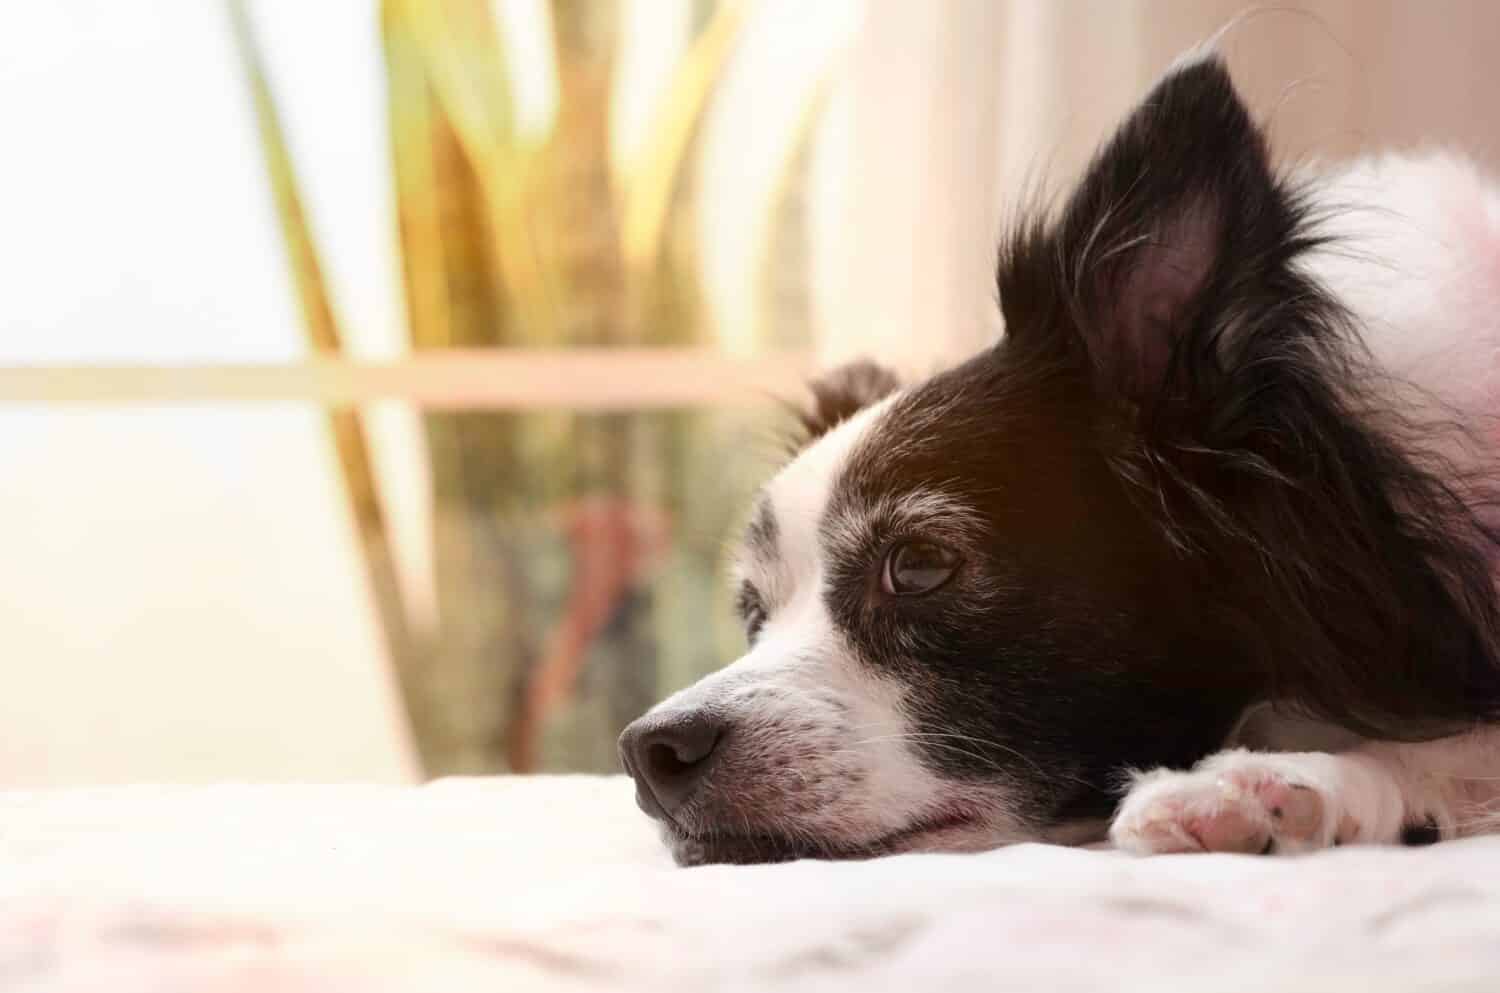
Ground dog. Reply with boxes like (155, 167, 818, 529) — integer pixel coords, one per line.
(618, 49, 1500, 865)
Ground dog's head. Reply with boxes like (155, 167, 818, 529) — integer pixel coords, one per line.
(620, 54, 1500, 865)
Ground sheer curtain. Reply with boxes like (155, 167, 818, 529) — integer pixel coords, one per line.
(811, 0, 1500, 376)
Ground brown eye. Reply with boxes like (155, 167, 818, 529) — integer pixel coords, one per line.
(882, 540, 960, 596)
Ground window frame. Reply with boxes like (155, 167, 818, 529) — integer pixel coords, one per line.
(0, 347, 814, 410)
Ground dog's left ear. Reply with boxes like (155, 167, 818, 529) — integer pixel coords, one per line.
(788, 360, 901, 449)
(1000, 54, 1304, 409)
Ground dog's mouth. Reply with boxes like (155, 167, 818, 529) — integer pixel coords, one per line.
(663, 810, 987, 867)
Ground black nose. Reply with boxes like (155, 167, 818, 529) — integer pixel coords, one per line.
(618, 712, 724, 820)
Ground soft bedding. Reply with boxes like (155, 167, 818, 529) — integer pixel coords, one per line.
(6, 776, 1500, 992)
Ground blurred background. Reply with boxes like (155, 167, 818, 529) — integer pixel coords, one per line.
(2, 1, 1498, 785)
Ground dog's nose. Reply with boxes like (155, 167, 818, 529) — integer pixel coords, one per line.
(618, 712, 724, 819)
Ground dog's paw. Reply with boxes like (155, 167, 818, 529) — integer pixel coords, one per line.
(1110, 751, 1359, 855)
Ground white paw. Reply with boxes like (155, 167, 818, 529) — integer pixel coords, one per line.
(1110, 750, 1359, 855)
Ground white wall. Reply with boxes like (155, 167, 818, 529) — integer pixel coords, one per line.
(0, 3, 417, 784)
(812, 0, 1500, 374)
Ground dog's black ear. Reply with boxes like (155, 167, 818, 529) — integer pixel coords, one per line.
(1000, 55, 1299, 407)
(1001, 53, 1500, 743)
(789, 360, 900, 448)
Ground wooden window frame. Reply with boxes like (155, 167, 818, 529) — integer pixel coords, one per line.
(0, 347, 814, 410)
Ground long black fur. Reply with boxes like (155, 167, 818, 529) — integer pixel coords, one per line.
(789, 359, 902, 450)
(996, 56, 1500, 741)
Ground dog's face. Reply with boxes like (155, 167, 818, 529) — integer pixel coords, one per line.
(624, 354, 1250, 865)
(620, 54, 1500, 864)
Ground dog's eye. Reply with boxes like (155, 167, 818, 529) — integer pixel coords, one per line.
(882, 540, 960, 596)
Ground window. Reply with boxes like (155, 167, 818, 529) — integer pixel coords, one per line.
(0, 1, 855, 781)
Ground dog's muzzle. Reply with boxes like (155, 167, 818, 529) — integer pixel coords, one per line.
(617, 709, 726, 821)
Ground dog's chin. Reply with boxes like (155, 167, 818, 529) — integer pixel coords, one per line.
(661, 813, 1005, 867)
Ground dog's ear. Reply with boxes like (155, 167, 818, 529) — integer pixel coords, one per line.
(789, 360, 901, 448)
(1000, 55, 1301, 408)
(999, 53, 1500, 742)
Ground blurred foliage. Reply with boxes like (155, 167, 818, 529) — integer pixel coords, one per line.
(378, 0, 806, 773)
(240, 0, 816, 774)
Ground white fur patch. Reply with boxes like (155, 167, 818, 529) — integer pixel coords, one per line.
(679, 396, 955, 842)
(1304, 153, 1500, 441)
(644, 395, 1025, 850)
